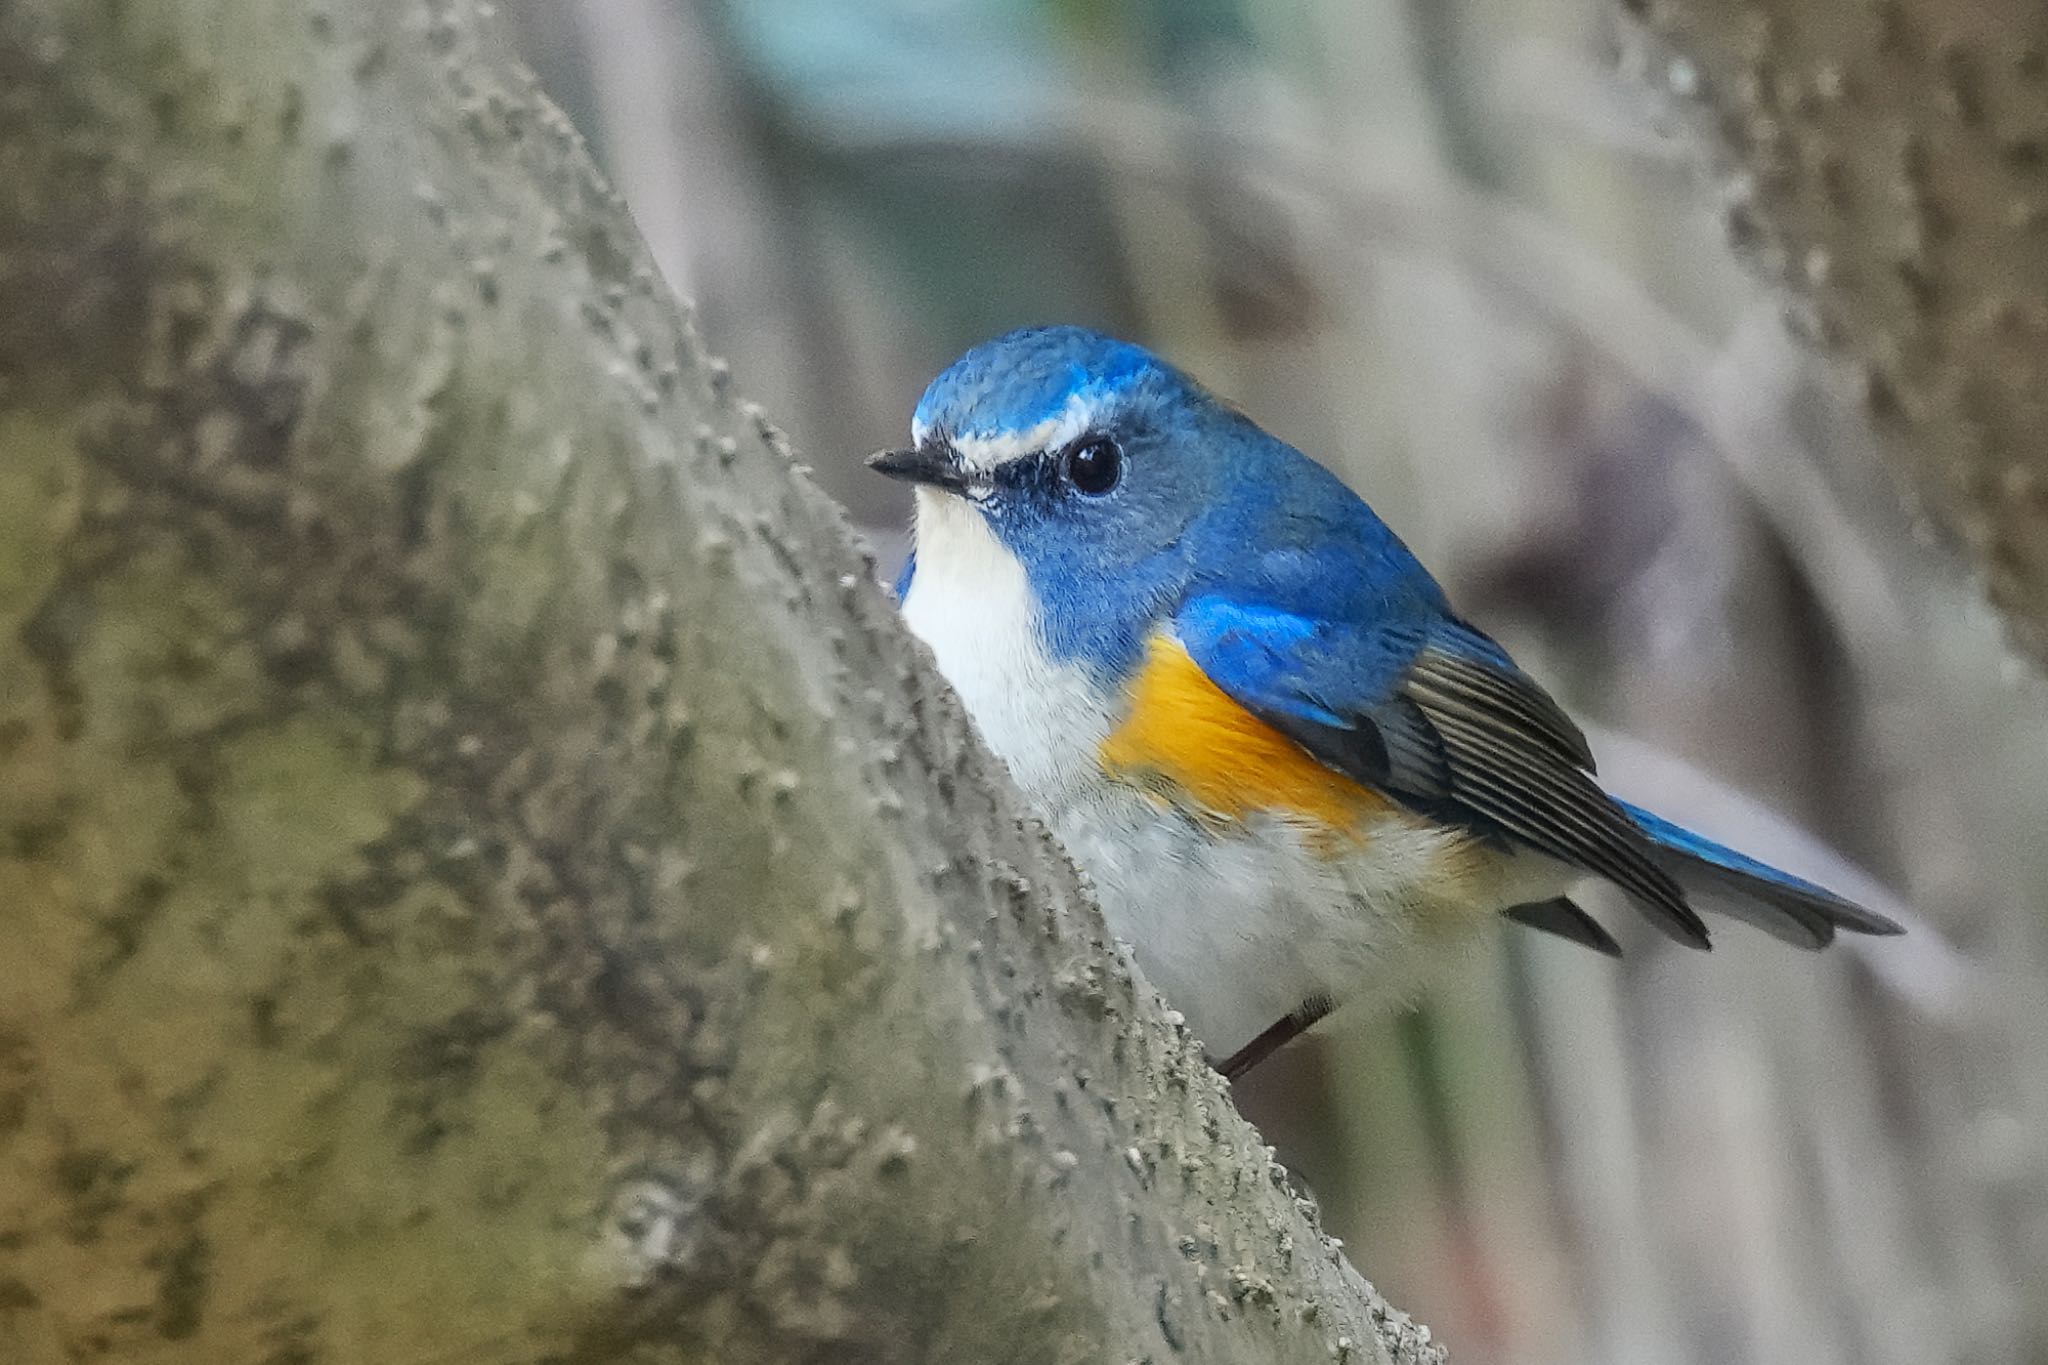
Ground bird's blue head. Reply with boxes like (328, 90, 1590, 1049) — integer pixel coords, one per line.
(871, 325, 1409, 681)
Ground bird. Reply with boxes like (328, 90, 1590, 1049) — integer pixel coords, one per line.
(870, 325, 1902, 1079)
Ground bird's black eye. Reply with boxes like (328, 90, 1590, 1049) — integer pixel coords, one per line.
(1062, 436, 1123, 496)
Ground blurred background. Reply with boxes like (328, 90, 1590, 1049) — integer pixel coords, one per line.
(500, 3, 2048, 1362)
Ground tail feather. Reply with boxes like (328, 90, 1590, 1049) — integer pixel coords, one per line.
(1617, 799, 1904, 949)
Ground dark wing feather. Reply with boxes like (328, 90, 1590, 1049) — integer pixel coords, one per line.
(1400, 626, 1589, 773)
(1401, 644, 1593, 771)
(1390, 645, 1708, 946)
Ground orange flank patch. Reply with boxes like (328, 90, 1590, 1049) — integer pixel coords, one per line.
(1099, 632, 1394, 839)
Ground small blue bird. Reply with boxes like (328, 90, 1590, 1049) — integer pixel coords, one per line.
(872, 326, 1901, 1078)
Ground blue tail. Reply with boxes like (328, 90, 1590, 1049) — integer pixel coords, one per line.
(1617, 801, 1902, 949)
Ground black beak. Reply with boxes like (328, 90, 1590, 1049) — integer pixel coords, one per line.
(867, 445, 969, 495)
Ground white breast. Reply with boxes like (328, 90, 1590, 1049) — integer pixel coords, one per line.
(900, 490, 1110, 804)
(899, 493, 1568, 1057)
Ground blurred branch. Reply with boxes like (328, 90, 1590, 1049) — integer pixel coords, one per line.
(823, 100, 1804, 528)
(1612, 0, 2048, 667)
(830, 99, 1720, 418)
(0, 2, 1443, 1362)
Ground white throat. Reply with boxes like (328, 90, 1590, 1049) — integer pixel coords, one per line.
(899, 490, 1109, 802)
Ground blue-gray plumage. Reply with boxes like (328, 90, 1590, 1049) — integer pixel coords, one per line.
(876, 325, 1900, 1076)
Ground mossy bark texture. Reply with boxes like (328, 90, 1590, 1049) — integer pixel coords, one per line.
(1619, 0, 2048, 662)
(0, 2, 1438, 1363)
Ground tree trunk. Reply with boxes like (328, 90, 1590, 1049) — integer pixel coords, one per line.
(0, 2, 1439, 1362)
(1615, 0, 2048, 664)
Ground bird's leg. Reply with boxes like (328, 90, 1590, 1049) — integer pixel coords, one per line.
(1215, 995, 1333, 1081)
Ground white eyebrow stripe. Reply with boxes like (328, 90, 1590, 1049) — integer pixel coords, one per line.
(916, 393, 1097, 475)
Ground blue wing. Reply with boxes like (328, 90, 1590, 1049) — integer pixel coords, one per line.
(1177, 592, 1710, 945)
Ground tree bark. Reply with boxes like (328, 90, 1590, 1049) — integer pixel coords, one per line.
(1614, 0, 2048, 664)
(0, 2, 1439, 1363)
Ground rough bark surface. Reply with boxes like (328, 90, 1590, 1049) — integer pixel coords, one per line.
(0, 2, 1439, 1363)
(1616, 0, 2048, 663)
